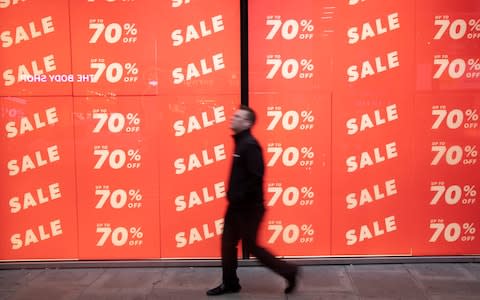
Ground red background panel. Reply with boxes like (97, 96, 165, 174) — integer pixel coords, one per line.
(155, 0, 241, 95)
(412, 93, 480, 255)
(333, 0, 415, 92)
(251, 92, 331, 255)
(416, 0, 480, 92)
(158, 96, 238, 258)
(248, 0, 335, 93)
(0, 96, 78, 259)
(74, 96, 160, 259)
(70, 0, 159, 96)
(330, 92, 414, 255)
(0, 0, 73, 96)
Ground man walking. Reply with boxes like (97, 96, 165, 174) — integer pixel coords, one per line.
(207, 105, 299, 296)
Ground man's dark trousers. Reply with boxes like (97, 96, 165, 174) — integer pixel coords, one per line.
(221, 206, 296, 287)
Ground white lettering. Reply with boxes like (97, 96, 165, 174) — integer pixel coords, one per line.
(174, 144, 226, 175)
(9, 182, 61, 213)
(172, 53, 225, 84)
(346, 142, 398, 173)
(346, 179, 397, 209)
(0, 0, 27, 9)
(1, 16, 54, 48)
(347, 13, 400, 44)
(11, 219, 63, 250)
(345, 216, 397, 245)
(346, 104, 398, 135)
(7, 145, 60, 176)
(175, 181, 225, 211)
(171, 15, 224, 46)
(347, 51, 399, 82)
(5, 107, 58, 138)
(3, 54, 56, 86)
(173, 106, 226, 136)
(175, 218, 224, 248)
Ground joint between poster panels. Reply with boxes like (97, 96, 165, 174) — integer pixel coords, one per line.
(241, 0, 249, 107)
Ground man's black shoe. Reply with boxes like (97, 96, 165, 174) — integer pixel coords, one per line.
(206, 283, 241, 296)
(284, 267, 298, 294)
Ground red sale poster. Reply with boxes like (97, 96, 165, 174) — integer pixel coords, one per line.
(74, 96, 160, 259)
(412, 0, 480, 255)
(155, 0, 241, 96)
(253, 92, 331, 256)
(158, 96, 238, 258)
(248, 0, 335, 93)
(333, 0, 416, 92)
(0, 96, 78, 260)
(330, 91, 414, 255)
(329, 0, 417, 255)
(155, 0, 241, 258)
(70, 0, 159, 96)
(411, 93, 480, 255)
(248, 0, 332, 257)
(0, 0, 73, 96)
(416, 0, 480, 92)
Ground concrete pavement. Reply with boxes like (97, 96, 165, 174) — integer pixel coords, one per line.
(1, 262, 480, 299)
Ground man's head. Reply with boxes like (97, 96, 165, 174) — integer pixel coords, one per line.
(230, 105, 256, 133)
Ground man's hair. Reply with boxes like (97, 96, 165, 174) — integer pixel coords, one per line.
(239, 105, 256, 126)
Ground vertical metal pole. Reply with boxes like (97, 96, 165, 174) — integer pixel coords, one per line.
(241, 0, 249, 107)
(240, 0, 250, 259)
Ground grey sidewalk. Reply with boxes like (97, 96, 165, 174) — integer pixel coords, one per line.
(1, 263, 480, 299)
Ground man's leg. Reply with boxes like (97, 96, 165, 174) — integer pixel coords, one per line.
(207, 209, 242, 296)
(221, 209, 241, 287)
(242, 209, 298, 293)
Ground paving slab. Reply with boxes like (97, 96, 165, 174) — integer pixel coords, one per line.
(406, 263, 480, 299)
(153, 267, 219, 290)
(0, 269, 43, 291)
(297, 265, 353, 294)
(149, 288, 285, 300)
(26, 268, 105, 288)
(286, 292, 359, 300)
(406, 263, 476, 281)
(4, 268, 105, 300)
(0, 291, 15, 300)
(417, 279, 480, 298)
(463, 263, 480, 280)
(78, 268, 164, 300)
(0, 263, 479, 299)
(237, 267, 284, 294)
(430, 296, 480, 300)
(346, 264, 428, 299)
(8, 286, 84, 300)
